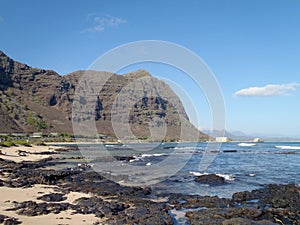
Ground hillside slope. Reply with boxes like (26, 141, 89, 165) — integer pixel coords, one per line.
(0, 50, 208, 141)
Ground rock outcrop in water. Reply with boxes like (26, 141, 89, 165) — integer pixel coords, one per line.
(194, 174, 226, 185)
(0, 50, 207, 142)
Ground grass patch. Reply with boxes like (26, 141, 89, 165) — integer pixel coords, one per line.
(14, 139, 32, 147)
(0, 140, 32, 147)
(0, 141, 16, 147)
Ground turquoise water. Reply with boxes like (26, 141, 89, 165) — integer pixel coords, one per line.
(53, 142, 300, 198)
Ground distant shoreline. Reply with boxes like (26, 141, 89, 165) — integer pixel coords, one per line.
(45, 140, 300, 146)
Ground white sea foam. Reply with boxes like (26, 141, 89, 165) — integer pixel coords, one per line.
(174, 146, 199, 150)
(105, 144, 115, 147)
(216, 173, 235, 181)
(129, 153, 168, 163)
(141, 153, 167, 158)
(238, 143, 256, 147)
(276, 145, 300, 150)
(189, 171, 208, 176)
(129, 156, 140, 163)
(189, 172, 235, 181)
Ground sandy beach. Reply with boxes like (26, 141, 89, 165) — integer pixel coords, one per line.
(0, 145, 105, 224)
(0, 145, 63, 163)
(0, 185, 101, 225)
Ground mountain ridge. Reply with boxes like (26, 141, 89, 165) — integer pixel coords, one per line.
(0, 50, 208, 141)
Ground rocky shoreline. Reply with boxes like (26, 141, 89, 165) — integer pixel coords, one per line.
(0, 152, 299, 224)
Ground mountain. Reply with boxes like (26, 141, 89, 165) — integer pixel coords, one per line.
(0, 50, 208, 142)
(202, 129, 256, 141)
(202, 129, 236, 139)
(230, 130, 249, 137)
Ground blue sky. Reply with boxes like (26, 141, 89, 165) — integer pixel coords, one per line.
(1, 0, 300, 137)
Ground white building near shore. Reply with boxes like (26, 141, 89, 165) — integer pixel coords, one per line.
(215, 137, 229, 142)
(253, 138, 263, 142)
(31, 133, 43, 138)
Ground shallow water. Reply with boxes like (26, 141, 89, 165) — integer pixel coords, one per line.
(52, 142, 300, 198)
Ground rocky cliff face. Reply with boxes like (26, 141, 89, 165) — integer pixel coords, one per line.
(0, 50, 208, 141)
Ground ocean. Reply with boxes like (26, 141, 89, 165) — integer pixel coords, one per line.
(53, 142, 300, 198)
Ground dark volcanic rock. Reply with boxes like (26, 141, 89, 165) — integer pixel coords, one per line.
(232, 190, 256, 202)
(73, 197, 128, 218)
(0, 214, 22, 225)
(113, 155, 135, 162)
(194, 174, 225, 185)
(123, 202, 173, 225)
(0, 214, 5, 223)
(3, 218, 22, 225)
(186, 207, 272, 225)
(37, 193, 67, 202)
(61, 170, 151, 198)
(266, 184, 300, 209)
(232, 184, 300, 210)
(186, 184, 300, 225)
(167, 193, 230, 210)
(8, 201, 70, 216)
(1, 157, 299, 225)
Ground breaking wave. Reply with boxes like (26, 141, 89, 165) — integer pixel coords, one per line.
(189, 171, 235, 181)
(276, 145, 300, 150)
(238, 143, 256, 147)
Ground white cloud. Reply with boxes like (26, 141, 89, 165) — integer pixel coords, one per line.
(83, 14, 126, 33)
(234, 82, 299, 97)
